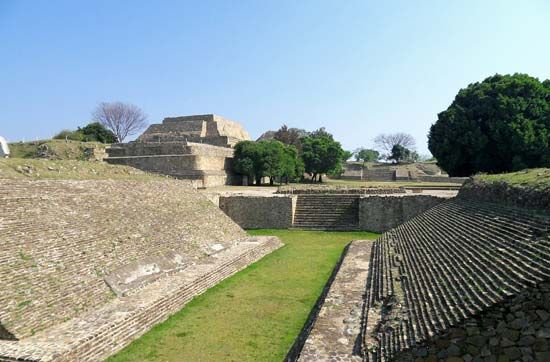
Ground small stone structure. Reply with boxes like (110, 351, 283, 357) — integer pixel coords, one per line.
(294, 180, 550, 362)
(219, 195, 297, 229)
(0, 179, 282, 361)
(0, 136, 10, 158)
(219, 193, 449, 232)
(339, 163, 467, 184)
(106, 114, 250, 187)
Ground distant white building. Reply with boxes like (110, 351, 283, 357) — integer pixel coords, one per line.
(0, 136, 10, 158)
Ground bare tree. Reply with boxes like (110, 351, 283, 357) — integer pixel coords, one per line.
(92, 102, 148, 142)
(374, 132, 416, 153)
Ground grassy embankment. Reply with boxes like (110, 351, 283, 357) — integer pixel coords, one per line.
(2, 140, 169, 181)
(9, 139, 107, 159)
(474, 168, 550, 191)
(108, 229, 379, 362)
(0, 158, 165, 181)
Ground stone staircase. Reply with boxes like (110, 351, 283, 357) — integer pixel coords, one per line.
(364, 198, 550, 361)
(292, 195, 359, 230)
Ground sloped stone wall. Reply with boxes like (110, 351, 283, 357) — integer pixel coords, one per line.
(0, 179, 246, 339)
(396, 282, 550, 362)
(459, 178, 550, 210)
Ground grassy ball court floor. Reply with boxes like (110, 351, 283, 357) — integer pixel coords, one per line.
(107, 229, 379, 362)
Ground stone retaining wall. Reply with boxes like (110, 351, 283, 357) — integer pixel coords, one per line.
(219, 195, 296, 229)
(218, 194, 447, 232)
(358, 195, 447, 233)
(459, 178, 550, 210)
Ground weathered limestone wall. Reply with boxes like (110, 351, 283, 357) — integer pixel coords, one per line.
(418, 175, 467, 183)
(216, 194, 446, 232)
(138, 114, 250, 146)
(358, 195, 447, 233)
(0, 179, 247, 340)
(219, 195, 296, 229)
(459, 178, 550, 210)
(396, 282, 550, 362)
(106, 143, 237, 187)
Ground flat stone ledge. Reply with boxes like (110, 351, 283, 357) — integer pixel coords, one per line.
(0, 236, 283, 362)
(297, 239, 373, 361)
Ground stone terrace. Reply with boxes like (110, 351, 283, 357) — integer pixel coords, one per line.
(364, 198, 550, 361)
(0, 179, 282, 360)
(295, 180, 550, 362)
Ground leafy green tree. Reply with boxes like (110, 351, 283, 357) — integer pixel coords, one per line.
(354, 148, 379, 164)
(281, 145, 303, 183)
(53, 129, 85, 141)
(300, 134, 345, 182)
(257, 140, 286, 185)
(79, 122, 118, 143)
(389, 144, 411, 163)
(233, 141, 260, 183)
(233, 140, 303, 185)
(428, 73, 550, 176)
(342, 150, 353, 162)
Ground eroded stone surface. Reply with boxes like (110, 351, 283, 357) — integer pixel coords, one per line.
(0, 179, 246, 340)
(298, 240, 373, 361)
(0, 236, 283, 361)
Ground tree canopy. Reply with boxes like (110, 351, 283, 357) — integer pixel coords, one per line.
(354, 148, 379, 163)
(92, 102, 148, 142)
(374, 132, 416, 154)
(389, 144, 410, 163)
(272, 124, 309, 151)
(79, 122, 118, 143)
(53, 122, 118, 143)
(232, 140, 303, 185)
(300, 133, 345, 182)
(428, 73, 550, 176)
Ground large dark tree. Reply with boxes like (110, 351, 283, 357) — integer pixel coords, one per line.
(388, 144, 410, 163)
(428, 74, 550, 176)
(79, 122, 118, 143)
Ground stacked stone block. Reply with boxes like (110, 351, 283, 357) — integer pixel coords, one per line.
(0, 178, 283, 361)
(106, 114, 251, 187)
(363, 197, 550, 361)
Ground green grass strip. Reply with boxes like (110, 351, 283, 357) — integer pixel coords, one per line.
(108, 229, 378, 362)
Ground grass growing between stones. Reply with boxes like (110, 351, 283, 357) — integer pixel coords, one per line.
(107, 229, 378, 362)
(0, 158, 166, 180)
(475, 168, 550, 191)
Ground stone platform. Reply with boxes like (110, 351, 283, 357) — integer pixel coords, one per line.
(105, 114, 251, 187)
(0, 236, 282, 361)
(296, 240, 373, 362)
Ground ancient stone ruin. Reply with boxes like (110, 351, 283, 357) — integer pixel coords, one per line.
(0, 136, 10, 158)
(219, 188, 450, 233)
(106, 114, 251, 187)
(294, 180, 550, 361)
(0, 179, 281, 361)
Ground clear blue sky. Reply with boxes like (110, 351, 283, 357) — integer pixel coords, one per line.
(1, 0, 549, 155)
